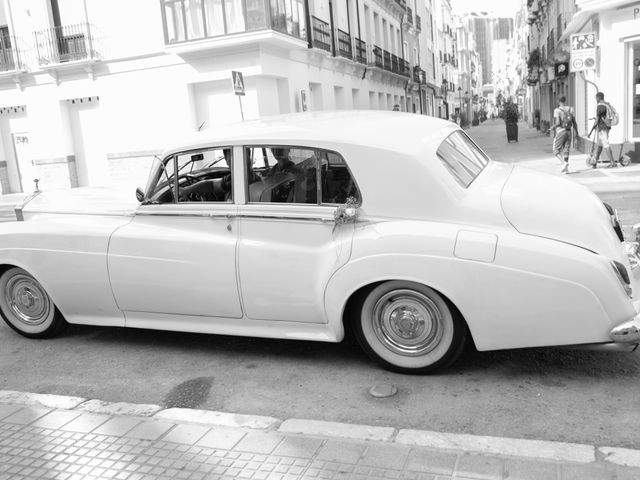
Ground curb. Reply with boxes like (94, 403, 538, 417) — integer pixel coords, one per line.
(1, 390, 639, 468)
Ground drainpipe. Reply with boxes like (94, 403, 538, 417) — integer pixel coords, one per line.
(303, 0, 312, 48)
(355, 0, 362, 43)
(328, 0, 336, 56)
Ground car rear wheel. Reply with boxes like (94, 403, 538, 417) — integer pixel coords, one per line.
(354, 281, 467, 374)
(0, 267, 66, 338)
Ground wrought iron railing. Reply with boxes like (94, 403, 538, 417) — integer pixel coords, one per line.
(336, 29, 352, 59)
(406, 7, 413, 25)
(33, 23, 99, 65)
(391, 54, 399, 74)
(311, 16, 331, 52)
(415, 15, 421, 31)
(413, 66, 425, 83)
(383, 49, 391, 71)
(400, 59, 410, 77)
(369, 44, 383, 68)
(353, 38, 366, 64)
(0, 34, 20, 72)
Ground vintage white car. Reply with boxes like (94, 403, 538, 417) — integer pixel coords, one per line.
(2, 111, 639, 373)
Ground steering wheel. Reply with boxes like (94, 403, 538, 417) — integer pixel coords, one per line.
(188, 191, 218, 202)
(178, 173, 199, 186)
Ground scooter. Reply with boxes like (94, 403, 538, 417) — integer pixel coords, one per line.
(585, 119, 631, 168)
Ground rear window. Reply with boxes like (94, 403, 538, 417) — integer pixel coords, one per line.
(436, 131, 489, 188)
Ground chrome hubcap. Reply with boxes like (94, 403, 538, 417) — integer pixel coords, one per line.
(372, 289, 444, 356)
(5, 274, 51, 326)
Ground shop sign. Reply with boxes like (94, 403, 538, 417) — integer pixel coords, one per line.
(555, 62, 569, 78)
(570, 33, 596, 71)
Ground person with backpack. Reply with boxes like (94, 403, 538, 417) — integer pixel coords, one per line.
(590, 91, 619, 168)
(552, 96, 578, 174)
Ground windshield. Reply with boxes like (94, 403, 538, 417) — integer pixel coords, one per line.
(436, 131, 489, 188)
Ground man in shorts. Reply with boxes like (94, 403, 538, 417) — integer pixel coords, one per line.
(591, 91, 616, 168)
(552, 96, 578, 174)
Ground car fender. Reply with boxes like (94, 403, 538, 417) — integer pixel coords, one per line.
(325, 220, 633, 351)
(0, 216, 132, 327)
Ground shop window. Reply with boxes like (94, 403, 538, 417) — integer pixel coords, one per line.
(633, 42, 640, 139)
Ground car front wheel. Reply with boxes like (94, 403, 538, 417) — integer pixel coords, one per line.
(0, 267, 66, 338)
(354, 281, 467, 374)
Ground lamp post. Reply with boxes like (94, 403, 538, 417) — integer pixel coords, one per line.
(457, 86, 462, 126)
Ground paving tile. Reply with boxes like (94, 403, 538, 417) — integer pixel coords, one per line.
(196, 426, 246, 450)
(31, 410, 81, 430)
(503, 458, 559, 480)
(2, 406, 52, 425)
(405, 448, 458, 476)
(92, 417, 141, 437)
(123, 420, 176, 441)
(455, 454, 504, 480)
(560, 463, 617, 480)
(315, 439, 367, 464)
(59, 413, 111, 434)
(360, 443, 411, 470)
(615, 465, 640, 480)
(234, 431, 285, 455)
(161, 424, 210, 445)
(0, 404, 23, 421)
(272, 436, 323, 458)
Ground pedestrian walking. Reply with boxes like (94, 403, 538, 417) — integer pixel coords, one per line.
(589, 91, 619, 168)
(552, 96, 578, 174)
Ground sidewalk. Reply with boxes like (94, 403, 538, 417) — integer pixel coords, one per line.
(1, 391, 640, 480)
(467, 120, 640, 193)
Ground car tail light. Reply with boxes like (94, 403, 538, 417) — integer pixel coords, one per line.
(612, 260, 632, 297)
(603, 202, 624, 242)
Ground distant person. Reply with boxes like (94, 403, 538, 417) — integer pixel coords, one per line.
(392, 104, 400, 111)
(552, 96, 578, 174)
(590, 92, 619, 168)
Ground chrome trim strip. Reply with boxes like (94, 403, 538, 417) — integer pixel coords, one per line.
(135, 211, 335, 222)
(560, 342, 638, 352)
(237, 214, 334, 222)
(135, 211, 235, 218)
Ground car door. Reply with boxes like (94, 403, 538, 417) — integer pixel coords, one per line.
(237, 145, 360, 324)
(107, 146, 242, 318)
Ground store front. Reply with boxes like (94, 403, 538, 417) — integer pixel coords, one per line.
(563, 1, 640, 162)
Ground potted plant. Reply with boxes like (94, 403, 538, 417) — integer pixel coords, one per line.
(503, 100, 519, 142)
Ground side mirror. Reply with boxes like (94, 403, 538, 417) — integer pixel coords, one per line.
(136, 187, 145, 203)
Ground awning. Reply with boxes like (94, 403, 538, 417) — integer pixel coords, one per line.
(558, 0, 640, 42)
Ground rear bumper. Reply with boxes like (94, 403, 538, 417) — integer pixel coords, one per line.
(610, 314, 640, 343)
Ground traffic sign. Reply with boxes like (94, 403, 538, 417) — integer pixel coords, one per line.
(570, 33, 596, 72)
(231, 71, 245, 96)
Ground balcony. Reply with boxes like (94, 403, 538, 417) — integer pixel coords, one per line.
(353, 38, 366, 64)
(383, 49, 392, 71)
(415, 15, 421, 32)
(368, 44, 383, 68)
(336, 29, 352, 59)
(400, 59, 410, 77)
(311, 16, 331, 52)
(406, 8, 413, 25)
(0, 34, 24, 73)
(162, 0, 306, 49)
(34, 23, 99, 66)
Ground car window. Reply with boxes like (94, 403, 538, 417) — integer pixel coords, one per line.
(244, 146, 360, 205)
(148, 147, 233, 203)
(436, 131, 489, 188)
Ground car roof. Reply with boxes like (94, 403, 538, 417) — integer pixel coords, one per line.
(162, 110, 459, 157)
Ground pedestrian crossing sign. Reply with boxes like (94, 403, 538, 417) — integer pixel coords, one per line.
(231, 71, 245, 96)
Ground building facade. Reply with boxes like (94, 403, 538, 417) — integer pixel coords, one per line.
(0, 0, 433, 194)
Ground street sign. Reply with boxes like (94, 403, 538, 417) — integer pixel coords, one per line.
(231, 71, 245, 96)
(570, 33, 596, 71)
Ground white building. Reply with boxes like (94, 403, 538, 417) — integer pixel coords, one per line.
(0, 0, 421, 194)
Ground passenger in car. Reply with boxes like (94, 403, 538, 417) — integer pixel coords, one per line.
(267, 148, 296, 176)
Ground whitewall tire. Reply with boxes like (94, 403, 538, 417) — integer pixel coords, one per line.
(0, 267, 66, 338)
(354, 281, 467, 374)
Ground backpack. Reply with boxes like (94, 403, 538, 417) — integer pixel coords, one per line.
(559, 107, 574, 130)
(600, 101, 619, 127)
